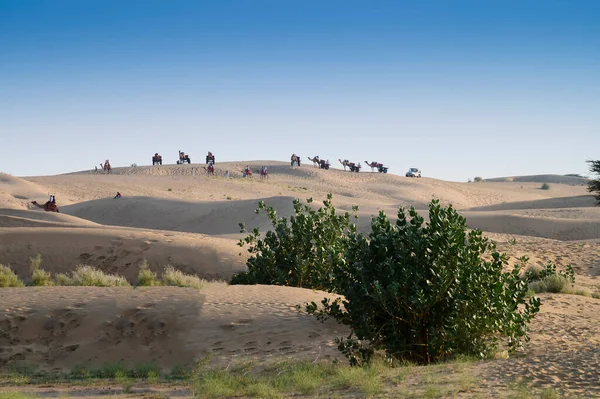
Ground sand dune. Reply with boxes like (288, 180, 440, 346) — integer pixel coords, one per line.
(0, 227, 246, 282)
(0, 285, 345, 371)
(61, 195, 296, 236)
(0, 207, 101, 227)
(2, 162, 600, 378)
(462, 210, 600, 241)
(0, 173, 59, 210)
(468, 195, 597, 211)
(485, 174, 589, 185)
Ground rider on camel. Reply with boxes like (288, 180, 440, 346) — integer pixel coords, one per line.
(206, 151, 215, 165)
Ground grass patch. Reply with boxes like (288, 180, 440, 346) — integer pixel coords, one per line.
(28, 254, 54, 286)
(54, 273, 73, 286)
(136, 260, 161, 286)
(30, 268, 54, 286)
(70, 265, 130, 287)
(529, 275, 570, 294)
(162, 266, 204, 289)
(193, 360, 387, 399)
(0, 394, 37, 399)
(0, 264, 24, 287)
(0, 357, 569, 399)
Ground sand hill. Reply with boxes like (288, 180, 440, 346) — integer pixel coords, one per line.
(1, 163, 600, 392)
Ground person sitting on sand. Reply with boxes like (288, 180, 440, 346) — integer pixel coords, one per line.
(114, 192, 122, 199)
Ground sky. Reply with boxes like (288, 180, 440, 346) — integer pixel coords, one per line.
(0, 0, 599, 181)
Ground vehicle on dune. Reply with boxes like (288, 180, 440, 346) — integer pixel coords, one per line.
(406, 168, 421, 178)
(152, 153, 162, 165)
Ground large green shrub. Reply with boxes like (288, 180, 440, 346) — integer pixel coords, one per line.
(233, 195, 540, 365)
(231, 194, 358, 291)
(306, 200, 540, 365)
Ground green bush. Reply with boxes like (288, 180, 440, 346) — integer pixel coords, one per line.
(31, 268, 54, 286)
(70, 265, 130, 287)
(162, 266, 204, 289)
(0, 264, 24, 287)
(29, 254, 53, 286)
(473, 177, 484, 182)
(304, 199, 540, 365)
(136, 260, 161, 286)
(232, 194, 357, 291)
(524, 261, 575, 294)
(29, 254, 42, 272)
(541, 183, 550, 190)
(54, 273, 73, 285)
(233, 195, 540, 365)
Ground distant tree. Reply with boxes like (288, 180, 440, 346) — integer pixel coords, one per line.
(588, 160, 600, 204)
(473, 176, 484, 182)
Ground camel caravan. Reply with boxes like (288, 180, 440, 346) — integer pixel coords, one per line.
(95, 150, 391, 176)
(33, 151, 396, 213)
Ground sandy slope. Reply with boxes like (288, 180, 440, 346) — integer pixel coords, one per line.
(0, 285, 345, 371)
(2, 163, 600, 381)
(485, 174, 589, 185)
(0, 227, 246, 282)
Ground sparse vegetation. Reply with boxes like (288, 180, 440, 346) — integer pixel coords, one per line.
(70, 265, 131, 287)
(136, 259, 161, 286)
(29, 254, 53, 286)
(162, 266, 204, 289)
(541, 183, 550, 190)
(524, 260, 579, 295)
(0, 357, 569, 399)
(0, 257, 211, 289)
(587, 160, 600, 204)
(235, 195, 540, 365)
(30, 268, 54, 286)
(54, 273, 73, 285)
(0, 264, 24, 287)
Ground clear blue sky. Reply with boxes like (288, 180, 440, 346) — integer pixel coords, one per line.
(1, 0, 598, 181)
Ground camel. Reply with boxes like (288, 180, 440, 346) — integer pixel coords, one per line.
(242, 167, 253, 178)
(339, 159, 361, 172)
(364, 161, 389, 173)
(259, 166, 268, 180)
(31, 200, 59, 213)
(206, 152, 215, 165)
(291, 154, 301, 168)
(203, 162, 215, 176)
(100, 160, 112, 174)
(307, 156, 320, 167)
(318, 159, 331, 170)
(177, 151, 191, 164)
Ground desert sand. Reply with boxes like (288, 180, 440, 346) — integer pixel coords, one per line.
(1, 162, 600, 395)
